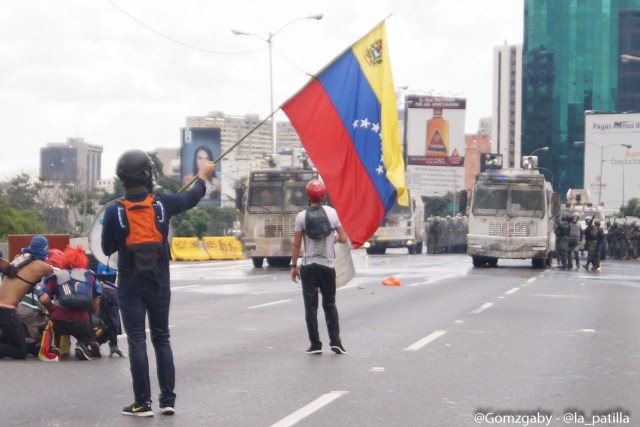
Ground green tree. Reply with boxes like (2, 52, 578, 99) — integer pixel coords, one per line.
(0, 196, 46, 240)
(623, 197, 640, 217)
(424, 194, 453, 218)
(172, 209, 210, 238)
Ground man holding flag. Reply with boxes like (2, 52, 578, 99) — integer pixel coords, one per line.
(282, 20, 407, 248)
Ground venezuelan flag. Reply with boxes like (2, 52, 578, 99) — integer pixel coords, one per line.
(282, 21, 407, 248)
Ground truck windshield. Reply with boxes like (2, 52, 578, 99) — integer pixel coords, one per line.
(247, 176, 311, 214)
(473, 186, 544, 218)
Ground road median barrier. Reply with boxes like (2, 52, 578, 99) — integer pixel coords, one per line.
(203, 236, 244, 260)
(171, 237, 210, 261)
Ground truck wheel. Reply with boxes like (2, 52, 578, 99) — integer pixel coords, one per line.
(532, 257, 545, 269)
(415, 242, 424, 254)
(252, 257, 264, 268)
(472, 256, 485, 267)
(487, 257, 498, 267)
(267, 257, 291, 268)
(408, 246, 416, 255)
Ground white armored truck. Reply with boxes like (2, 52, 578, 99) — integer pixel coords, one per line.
(465, 154, 560, 268)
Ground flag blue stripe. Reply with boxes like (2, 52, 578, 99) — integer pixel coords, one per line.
(317, 51, 397, 214)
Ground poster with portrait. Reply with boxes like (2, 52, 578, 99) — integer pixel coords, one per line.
(180, 127, 222, 206)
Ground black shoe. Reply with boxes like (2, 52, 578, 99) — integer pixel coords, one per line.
(582, 264, 589, 270)
(159, 406, 175, 416)
(75, 345, 91, 361)
(122, 402, 153, 417)
(305, 345, 322, 354)
(330, 344, 347, 354)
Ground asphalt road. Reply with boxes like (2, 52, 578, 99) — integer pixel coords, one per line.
(1, 251, 639, 427)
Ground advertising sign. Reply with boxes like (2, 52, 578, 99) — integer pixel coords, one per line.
(583, 112, 640, 209)
(180, 127, 222, 206)
(405, 95, 466, 198)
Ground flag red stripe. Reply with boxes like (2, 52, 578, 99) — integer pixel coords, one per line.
(283, 79, 386, 247)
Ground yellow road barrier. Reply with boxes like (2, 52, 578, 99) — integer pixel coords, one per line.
(171, 237, 210, 261)
(203, 236, 244, 260)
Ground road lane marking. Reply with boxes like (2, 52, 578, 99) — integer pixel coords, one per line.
(270, 390, 349, 427)
(471, 302, 494, 314)
(172, 285, 200, 290)
(404, 330, 447, 351)
(505, 287, 520, 295)
(526, 277, 537, 283)
(249, 299, 291, 309)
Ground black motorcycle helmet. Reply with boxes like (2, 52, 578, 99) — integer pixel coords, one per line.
(116, 149, 155, 191)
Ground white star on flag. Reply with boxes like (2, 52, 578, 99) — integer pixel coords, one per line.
(360, 118, 370, 128)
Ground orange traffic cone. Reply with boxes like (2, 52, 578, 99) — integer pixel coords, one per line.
(382, 276, 400, 286)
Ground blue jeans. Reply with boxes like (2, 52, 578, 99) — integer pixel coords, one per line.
(118, 282, 175, 407)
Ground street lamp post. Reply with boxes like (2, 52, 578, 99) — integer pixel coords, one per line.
(574, 141, 631, 206)
(232, 14, 323, 155)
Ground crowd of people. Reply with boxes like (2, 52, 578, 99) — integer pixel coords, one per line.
(425, 214, 469, 254)
(0, 236, 124, 361)
(553, 214, 640, 271)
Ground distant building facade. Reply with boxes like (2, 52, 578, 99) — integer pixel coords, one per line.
(464, 134, 492, 192)
(40, 137, 102, 189)
(493, 43, 522, 169)
(521, 0, 640, 197)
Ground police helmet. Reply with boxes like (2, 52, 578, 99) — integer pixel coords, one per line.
(116, 149, 154, 189)
(306, 179, 326, 203)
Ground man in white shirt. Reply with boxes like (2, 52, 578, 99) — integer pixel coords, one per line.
(290, 180, 349, 355)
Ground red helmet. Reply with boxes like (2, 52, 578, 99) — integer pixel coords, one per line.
(306, 179, 326, 203)
(46, 248, 65, 269)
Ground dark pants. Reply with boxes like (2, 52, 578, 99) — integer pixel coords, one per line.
(118, 281, 175, 407)
(300, 263, 341, 348)
(52, 319, 92, 346)
(97, 284, 121, 347)
(0, 306, 27, 359)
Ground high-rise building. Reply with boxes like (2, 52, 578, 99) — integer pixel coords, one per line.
(522, 0, 640, 197)
(185, 111, 301, 161)
(492, 43, 522, 168)
(40, 137, 102, 189)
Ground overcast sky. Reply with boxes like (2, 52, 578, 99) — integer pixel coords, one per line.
(0, 0, 524, 180)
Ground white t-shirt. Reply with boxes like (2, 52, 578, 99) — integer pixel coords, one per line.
(294, 205, 341, 268)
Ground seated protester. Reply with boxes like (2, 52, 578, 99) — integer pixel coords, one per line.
(0, 236, 54, 359)
(36, 246, 102, 361)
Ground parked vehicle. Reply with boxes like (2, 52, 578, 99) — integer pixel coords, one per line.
(363, 191, 425, 254)
(465, 154, 560, 268)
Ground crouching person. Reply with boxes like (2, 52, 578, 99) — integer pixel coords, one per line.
(36, 246, 102, 361)
(0, 236, 54, 359)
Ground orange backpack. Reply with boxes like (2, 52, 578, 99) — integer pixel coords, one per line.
(117, 194, 164, 278)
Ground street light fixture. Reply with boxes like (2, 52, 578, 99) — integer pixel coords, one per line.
(620, 54, 640, 63)
(529, 146, 550, 157)
(232, 14, 323, 155)
(574, 141, 632, 206)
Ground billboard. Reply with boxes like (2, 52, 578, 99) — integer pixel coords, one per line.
(583, 112, 640, 209)
(180, 127, 222, 206)
(405, 95, 466, 198)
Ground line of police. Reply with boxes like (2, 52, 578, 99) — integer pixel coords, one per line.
(554, 214, 640, 271)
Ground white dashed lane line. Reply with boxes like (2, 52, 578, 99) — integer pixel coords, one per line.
(403, 330, 447, 351)
(248, 299, 291, 309)
(470, 302, 494, 314)
(270, 391, 349, 427)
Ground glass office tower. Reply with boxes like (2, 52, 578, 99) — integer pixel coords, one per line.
(522, 0, 640, 198)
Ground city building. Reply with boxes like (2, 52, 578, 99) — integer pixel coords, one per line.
(464, 134, 492, 192)
(521, 0, 640, 198)
(40, 137, 102, 189)
(492, 43, 522, 168)
(184, 112, 302, 207)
